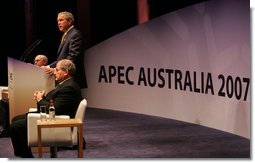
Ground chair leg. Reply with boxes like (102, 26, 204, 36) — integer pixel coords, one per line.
(50, 146, 57, 158)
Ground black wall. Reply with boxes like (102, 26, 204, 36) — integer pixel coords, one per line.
(0, 1, 25, 86)
(0, 0, 206, 86)
(90, 0, 137, 45)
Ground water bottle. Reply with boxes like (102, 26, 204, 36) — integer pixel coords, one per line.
(49, 99, 55, 120)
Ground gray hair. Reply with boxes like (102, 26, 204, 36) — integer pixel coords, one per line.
(58, 11, 74, 24)
(35, 54, 48, 65)
(58, 59, 76, 76)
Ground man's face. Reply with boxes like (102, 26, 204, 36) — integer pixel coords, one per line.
(57, 14, 72, 32)
(34, 57, 46, 67)
(54, 62, 67, 82)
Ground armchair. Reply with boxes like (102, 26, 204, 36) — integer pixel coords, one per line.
(27, 99, 87, 157)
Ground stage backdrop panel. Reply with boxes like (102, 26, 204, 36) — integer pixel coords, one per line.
(83, 0, 250, 138)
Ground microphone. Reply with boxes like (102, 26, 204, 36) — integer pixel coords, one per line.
(20, 39, 42, 62)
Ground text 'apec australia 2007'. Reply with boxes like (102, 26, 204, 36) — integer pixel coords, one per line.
(98, 65, 250, 101)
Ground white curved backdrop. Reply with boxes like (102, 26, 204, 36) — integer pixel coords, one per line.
(83, 0, 250, 138)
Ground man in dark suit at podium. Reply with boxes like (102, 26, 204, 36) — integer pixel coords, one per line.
(43, 11, 87, 88)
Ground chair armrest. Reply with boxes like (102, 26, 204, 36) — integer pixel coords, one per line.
(0, 86, 8, 91)
(27, 113, 72, 147)
(29, 108, 38, 112)
(0, 86, 8, 100)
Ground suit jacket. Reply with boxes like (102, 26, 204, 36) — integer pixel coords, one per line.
(37, 78, 83, 118)
(50, 27, 84, 67)
(50, 27, 87, 88)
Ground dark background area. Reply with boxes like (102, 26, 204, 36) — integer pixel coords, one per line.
(0, 0, 206, 86)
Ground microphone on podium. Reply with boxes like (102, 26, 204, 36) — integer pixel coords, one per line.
(20, 39, 42, 62)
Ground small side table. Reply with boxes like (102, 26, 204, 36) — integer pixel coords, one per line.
(37, 119, 83, 158)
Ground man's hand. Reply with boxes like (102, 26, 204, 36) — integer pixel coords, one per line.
(34, 90, 45, 102)
(42, 66, 55, 75)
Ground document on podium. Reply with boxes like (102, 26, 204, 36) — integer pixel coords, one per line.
(7, 57, 55, 122)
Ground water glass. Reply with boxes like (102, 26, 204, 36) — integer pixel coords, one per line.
(40, 106, 47, 121)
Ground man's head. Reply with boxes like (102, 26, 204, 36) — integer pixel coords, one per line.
(57, 11, 74, 33)
(34, 55, 48, 67)
(54, 59, 76, 82)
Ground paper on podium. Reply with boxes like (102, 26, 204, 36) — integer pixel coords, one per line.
(7, 57, 55, 122)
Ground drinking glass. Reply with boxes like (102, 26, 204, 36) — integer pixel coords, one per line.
(40, 106, 47, 121)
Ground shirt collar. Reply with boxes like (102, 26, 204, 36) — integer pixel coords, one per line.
(65, 25, 74, 35)
(58, 77, 72, 85)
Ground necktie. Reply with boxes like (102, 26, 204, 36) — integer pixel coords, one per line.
(61, 32, 67, 43)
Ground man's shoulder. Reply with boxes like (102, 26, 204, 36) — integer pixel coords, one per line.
(69, 27, 82, 35)
(61, 78, 80, 89)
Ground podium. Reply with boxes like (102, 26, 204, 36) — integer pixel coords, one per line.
(7, 57, 55, 122)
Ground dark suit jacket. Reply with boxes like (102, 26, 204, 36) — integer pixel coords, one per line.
(49, 27, 84, 67)
(57, 27, 84, 63)
(37, 78, 83, 118)
(50, 27, 87, 88)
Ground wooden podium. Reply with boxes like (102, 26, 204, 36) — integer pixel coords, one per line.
(7, 57, 55, 122)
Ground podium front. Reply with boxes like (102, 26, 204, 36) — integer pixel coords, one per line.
(7, 57, 55, 122)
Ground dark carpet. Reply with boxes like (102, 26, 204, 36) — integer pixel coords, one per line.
(0, 108, 250, 158)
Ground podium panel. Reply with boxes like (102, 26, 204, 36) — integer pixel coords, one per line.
(8, 57, 55, 122)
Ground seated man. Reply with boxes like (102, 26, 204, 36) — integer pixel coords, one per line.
(0, 54, 48, 138)
(10, 59, 83, 158)
(33, 54, 48, 67)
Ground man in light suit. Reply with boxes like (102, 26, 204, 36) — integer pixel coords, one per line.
(10, 59, 83, 158)
(44, 11, 87, 88)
